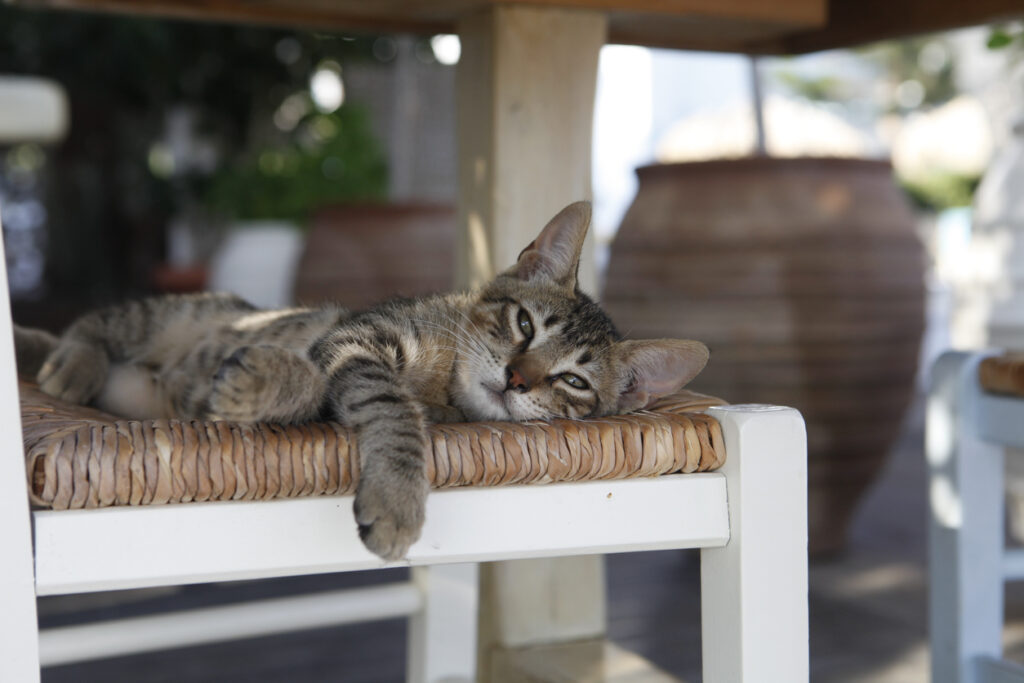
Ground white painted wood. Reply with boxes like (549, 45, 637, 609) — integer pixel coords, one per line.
(976, 655, 1024, 683)
(0, 209, 42, 683)
(39, 583, 422, 667)
(928, 351, 1005, 683)
(34, 474, 729, 596)
(407, 563, 479, 683)
(977, 390, 1024, 450)
(1003, 548, 1024, 581)
(701, 404, 809, 683)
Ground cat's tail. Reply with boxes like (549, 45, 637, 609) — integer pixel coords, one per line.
(13, 324, 58, 379)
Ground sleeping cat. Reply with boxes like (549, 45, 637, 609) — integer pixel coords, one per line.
(16, 201, 709, 561)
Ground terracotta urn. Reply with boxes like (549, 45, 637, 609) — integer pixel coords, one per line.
(294, 203, 456, 310)
(602, 157, 925, 555)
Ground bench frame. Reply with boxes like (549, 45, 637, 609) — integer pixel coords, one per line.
(0, 241, 808, 683)
(928, 351, 1024, 683)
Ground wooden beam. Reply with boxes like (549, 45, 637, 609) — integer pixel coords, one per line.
(11, 0, 450, 33)
(455, 5, 605, 291)
(10, 0, 828, 54)
(13, 0, 823, 35)
(13, 0, 1017, 53)
(454, 7, 608, 680)
(748, 0, 1024, 54)
(510, 0, 822, 26)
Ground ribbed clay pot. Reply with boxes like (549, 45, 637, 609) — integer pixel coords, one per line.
(602, 157, 925, 555)
(294, 203, 456, 309)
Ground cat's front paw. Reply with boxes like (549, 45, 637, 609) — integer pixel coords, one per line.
(208, 346, 273, 421)
(37, 341, 108, 405)
(354, 459, 429, 561)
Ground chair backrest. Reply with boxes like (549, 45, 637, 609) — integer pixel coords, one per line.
(0, 206, 44, 679)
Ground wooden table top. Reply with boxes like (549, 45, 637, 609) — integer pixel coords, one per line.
(13, 0, 1023, 53)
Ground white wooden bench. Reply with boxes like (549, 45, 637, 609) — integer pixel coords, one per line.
(928, 350, 1024, 683)
(0, 237, 809, 682)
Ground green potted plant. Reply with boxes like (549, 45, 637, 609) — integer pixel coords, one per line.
(205, 103, 387, 224)
(203, 102, 387, 307)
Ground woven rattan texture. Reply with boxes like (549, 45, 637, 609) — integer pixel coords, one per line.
(20, 382, 727, 510)
(980, 353, 1024, 398)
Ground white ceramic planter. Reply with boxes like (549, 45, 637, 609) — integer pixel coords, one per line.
(207, 220, 304, 309)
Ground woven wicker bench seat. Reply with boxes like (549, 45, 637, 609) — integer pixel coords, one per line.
(20, 381, 728, 511)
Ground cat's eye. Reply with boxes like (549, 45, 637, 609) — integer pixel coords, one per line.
(517, 309, 534, 340)
(560, 373, 589, 390)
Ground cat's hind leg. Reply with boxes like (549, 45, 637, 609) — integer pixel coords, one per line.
(206, 345, 325, 423)
(37, 339, 109, 405)
(13, 324, 58, 378)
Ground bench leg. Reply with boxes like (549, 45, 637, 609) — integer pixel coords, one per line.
(928, 351, 1004, 683)
(701, 405, 808, 683)
(0, 218, 41, 682)
(407, 563, 479, 683)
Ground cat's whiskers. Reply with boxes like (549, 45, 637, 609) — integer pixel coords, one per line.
(410, 315, 495, 376)
(408, 316, 485, 357)
(444, 309, 497, 359)
(407, 325, 497, 409)
(446, 312, 494, 363)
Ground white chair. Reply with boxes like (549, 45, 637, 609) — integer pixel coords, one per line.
(0, 244, 809, 682)
(928, 350, 1024, 683)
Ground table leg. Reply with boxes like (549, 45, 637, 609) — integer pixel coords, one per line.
(455, 7, 607, 680)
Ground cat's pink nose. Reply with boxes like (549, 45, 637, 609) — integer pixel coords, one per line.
(506, 366, 530, 393)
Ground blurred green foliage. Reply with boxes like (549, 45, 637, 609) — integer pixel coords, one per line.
(772, 72, 846, 102)
(205, 106, 387, 222)
(988, 24, 1023, 52)
(899, 173, 981, 211)
(0, 5, 387, 300)
(859, 37, 958, 113)
(771, 32, 982, 211)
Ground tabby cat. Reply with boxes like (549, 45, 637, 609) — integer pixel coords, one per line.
(17, 201, 709, 560)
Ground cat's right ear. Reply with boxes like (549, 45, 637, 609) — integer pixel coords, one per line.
(506, 201, 591, 288)
(614, 339, 710, 413)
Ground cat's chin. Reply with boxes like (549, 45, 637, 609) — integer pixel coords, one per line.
(453, 381, 513, 421)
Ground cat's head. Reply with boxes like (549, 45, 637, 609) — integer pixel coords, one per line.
(451, 201, 709, 422)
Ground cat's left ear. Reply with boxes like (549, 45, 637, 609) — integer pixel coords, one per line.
(615, 339, 710, 413)
(507, 201, 591, 288)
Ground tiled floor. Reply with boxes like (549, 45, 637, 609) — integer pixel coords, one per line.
(39, 392, 1022, 682)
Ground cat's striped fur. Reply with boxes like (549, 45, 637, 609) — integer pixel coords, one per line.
(17, 202, 709, 560)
